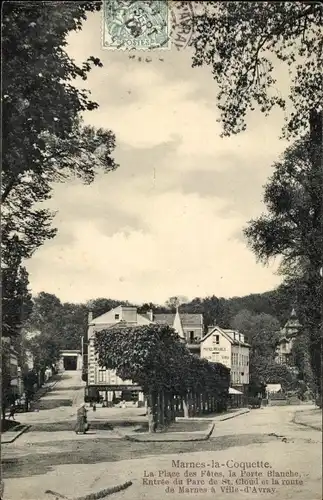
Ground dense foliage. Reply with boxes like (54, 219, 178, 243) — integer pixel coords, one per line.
(245, 139, 322, 388)
(192, 1, 322, 138)
(94, 324, 230, 396)
(191, 1, 322, 393)
(1, 2, 117, 366)
(25, 292, 88, 350)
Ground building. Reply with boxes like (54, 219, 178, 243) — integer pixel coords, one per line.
(1, 337, 23, 400)
(200, 326, 250, 395)
(152, 309, 204, 353)
(86, 305, 153, 405)
(275, 309, 301, 367)
(58, 350, 83, 371)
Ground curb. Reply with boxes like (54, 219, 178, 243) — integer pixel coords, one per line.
(292, 413, 322, 432)
(219, 409, 250, 421)
(176, 409, 250, 422)
(124, 422, 214, 443)
(45, 480, 132, 500)
(1, 425, 30, 444)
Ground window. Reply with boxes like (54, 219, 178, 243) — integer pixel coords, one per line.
(189, 331, 194, 343)
(115, 314, 120, 320)
(213, 334, 220, 344)
(232, 353, 238, 365)
(98, 370, 106, 382)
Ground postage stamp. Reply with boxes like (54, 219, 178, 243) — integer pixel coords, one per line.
(102, 0, 171, 50)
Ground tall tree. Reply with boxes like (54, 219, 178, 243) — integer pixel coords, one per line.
(192, 1, 323, 390)
(1, 341, 16, 421)
(1, 3, 119, 365)
(245, 139, 322, 388)
(26, 333, 62, 387)
(165, 296, 188, 311)
(231, 310, 285, 392)
(2, 3, 118, 259)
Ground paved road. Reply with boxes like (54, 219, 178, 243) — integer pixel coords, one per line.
(2, 372, 322, 500)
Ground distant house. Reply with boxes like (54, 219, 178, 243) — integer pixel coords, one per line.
(275, 309, 301, 367)
(200, 326, 250, 395)
(151, 309, 204, 353)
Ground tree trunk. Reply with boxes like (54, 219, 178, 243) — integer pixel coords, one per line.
(146, 391, 156, 433)
(170, 394, 175, 423)
(183, 393, 189, 418)
(309, 109, 323, 394)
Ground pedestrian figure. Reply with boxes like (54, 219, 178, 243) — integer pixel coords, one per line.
(8, 405, 16, 420)
(75, 403, 88, 434)
(93, 403, 96, 412)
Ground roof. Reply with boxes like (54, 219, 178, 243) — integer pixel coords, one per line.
(154, 312, 203, 328)
(90, 305, 151, 326)
(280, 308, 301, 339)
(153, 313, 175, 325)
(200, 326, 250, 347)
(229, 387, 243, 395)
(173, 308, 185, 338)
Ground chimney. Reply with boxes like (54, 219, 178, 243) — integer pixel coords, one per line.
(122, 306, 137, 323)
(148, 309, 154, 322)
(207, 325, 215, 333)
(88, 311, 93, 324)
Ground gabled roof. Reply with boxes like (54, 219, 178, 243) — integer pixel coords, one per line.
(200, 326, 250, 347)
(280, 308, 301, 339)
(153, 313, 175, 326)
(154, 312, 203, 328)
(90, 305, 151, 326)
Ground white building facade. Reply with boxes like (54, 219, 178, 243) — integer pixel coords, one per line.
(86, 305, 153, 406)
(200, 326, 250, 392)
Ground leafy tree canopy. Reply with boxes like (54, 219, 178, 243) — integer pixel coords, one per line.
(94, 324, 230, 395)
(192, 1, 323, 138)
(245, 138, 322, 271)
(2, 3, 118, 263)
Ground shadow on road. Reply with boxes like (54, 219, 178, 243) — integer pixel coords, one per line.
(33, 400, 73, 410)
(2, 433, 277, 479)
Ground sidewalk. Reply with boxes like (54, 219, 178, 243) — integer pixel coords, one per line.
(124, 408, 249, 442)
(293, 408, 322, 431)
(30, 376, 60, 407)
(1, 423, 30, 444)
(176, 407, 249, 422)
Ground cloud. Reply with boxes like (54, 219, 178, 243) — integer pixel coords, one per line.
(26, 11, 287, 304)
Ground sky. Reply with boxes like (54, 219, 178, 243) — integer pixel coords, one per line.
(26, 9, 291, 306)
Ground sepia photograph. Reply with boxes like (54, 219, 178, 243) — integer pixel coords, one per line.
(1, 1, 322, 500)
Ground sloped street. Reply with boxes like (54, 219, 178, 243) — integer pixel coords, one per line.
(2, 372, 321, 500)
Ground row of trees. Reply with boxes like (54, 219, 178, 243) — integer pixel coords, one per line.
(94, 324, 230, 432)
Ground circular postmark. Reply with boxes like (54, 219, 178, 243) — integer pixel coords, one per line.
(168, 0, 195, 51)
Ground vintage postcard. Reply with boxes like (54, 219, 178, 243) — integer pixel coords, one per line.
(1, 1, 322, 500)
